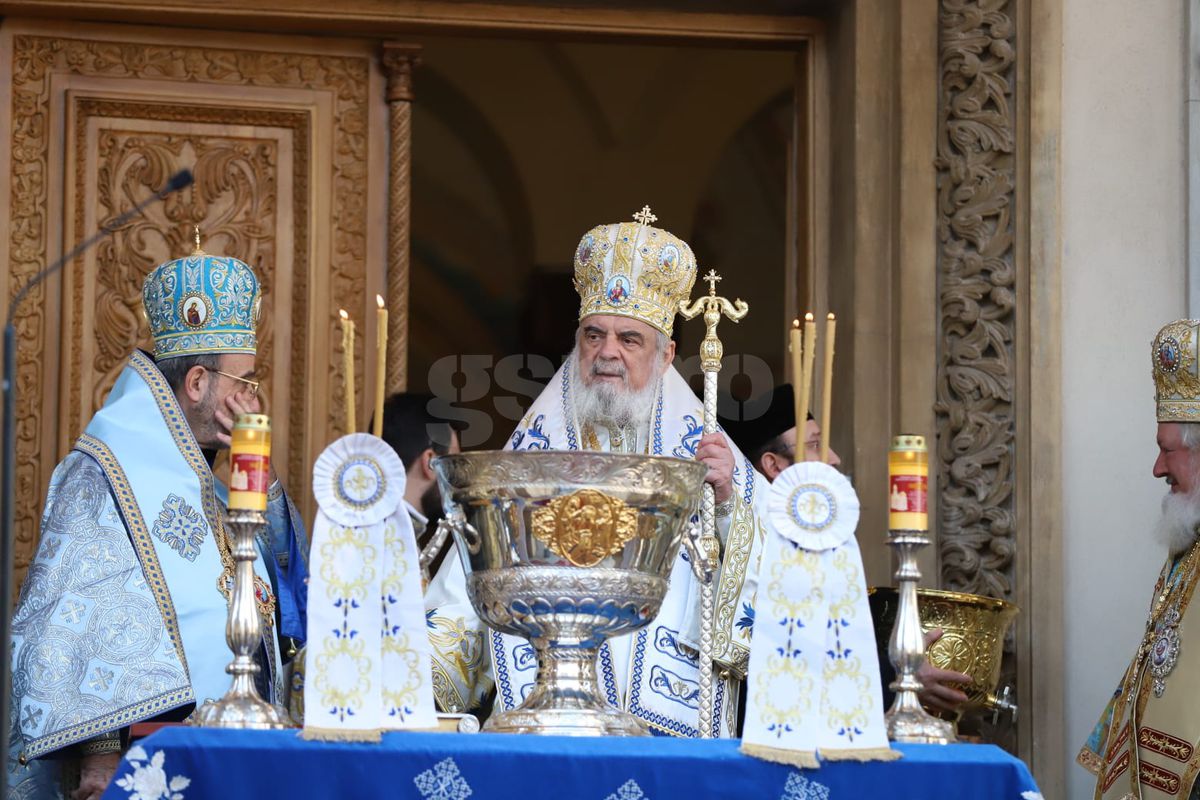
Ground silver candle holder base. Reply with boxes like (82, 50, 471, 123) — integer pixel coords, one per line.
(194, 509, 289, 729)
(884, 530, 954, 744)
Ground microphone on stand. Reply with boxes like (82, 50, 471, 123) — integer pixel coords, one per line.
(1, 168, 193, 795)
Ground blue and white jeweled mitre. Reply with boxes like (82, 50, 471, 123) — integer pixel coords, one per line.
(142, 231, 261, 360)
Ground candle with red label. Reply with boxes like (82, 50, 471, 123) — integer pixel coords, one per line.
(229, 414, 271, 511)
(888, 434, 928, 531)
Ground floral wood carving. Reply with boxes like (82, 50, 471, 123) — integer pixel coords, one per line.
(67, 98, 314, 431)
(9, 35, 370, 586)
(84, 122, 281, 416)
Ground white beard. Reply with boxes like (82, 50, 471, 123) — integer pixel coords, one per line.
(1154, 489, 1200, 556)
(568, 346, 660, 431)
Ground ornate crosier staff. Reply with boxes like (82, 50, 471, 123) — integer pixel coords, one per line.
(679, 270, 748, 738)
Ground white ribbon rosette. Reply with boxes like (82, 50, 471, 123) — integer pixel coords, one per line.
(302, 433, 437, 740)
(741, 461, 898, 766)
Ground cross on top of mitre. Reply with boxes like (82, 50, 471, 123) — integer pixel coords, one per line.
(632, 205, 657, 226)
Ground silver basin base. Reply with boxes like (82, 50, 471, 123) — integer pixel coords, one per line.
(485, 696, 648, 737)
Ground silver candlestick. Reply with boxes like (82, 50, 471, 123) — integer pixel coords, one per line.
(194, 509, 289, 729)
(884, 529, 953, 744)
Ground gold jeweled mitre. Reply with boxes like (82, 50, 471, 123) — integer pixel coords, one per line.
(1153, 319, 1200, 422)
(573, 206, 698, 337)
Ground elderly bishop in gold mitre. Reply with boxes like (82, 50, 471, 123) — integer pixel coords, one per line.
(424, 208, 771, 737)
(1080, 319, 1200, 799)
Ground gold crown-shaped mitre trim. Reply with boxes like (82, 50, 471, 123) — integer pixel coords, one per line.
(572, 208, 697, 337)
(1153, 319, 1200, 422)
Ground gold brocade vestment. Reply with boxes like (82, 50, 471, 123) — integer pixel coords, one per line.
(1080, 541, 1200, 799)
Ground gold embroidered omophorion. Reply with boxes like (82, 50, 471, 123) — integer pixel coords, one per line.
(1081, 539, 1200, 799)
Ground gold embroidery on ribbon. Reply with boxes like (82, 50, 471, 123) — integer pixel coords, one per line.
(532, 488, 637, 567)
(713, 491, 761, 675)
(750, 543, 822, 738)
(1139, 761, 1182, 795)
(1102, 749, 1131, 793)
(1108, 722, 1132, 762)
(1139, 726, 1194, 763)
(1077, 747, 1103, 775)
(380, 517, 422, 720)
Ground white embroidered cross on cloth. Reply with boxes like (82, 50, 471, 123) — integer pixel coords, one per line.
(741, 461, 898, 766)
(302, 433, 437, 740)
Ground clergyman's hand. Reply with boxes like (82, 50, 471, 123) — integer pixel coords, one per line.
(215, 393, 279, 485)
(696, 432, 734, 504)
(917, 628, 971, 712)
(72, 752, 121, 800)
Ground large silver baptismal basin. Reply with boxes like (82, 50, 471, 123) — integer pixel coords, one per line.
(432, 450, 706, 736)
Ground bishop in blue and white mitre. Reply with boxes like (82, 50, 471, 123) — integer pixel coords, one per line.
(424, 210, 770, 737)
(8, 238, 309, 800)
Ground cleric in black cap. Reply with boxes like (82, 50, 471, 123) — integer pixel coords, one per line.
(722, 384, 970, 715)
(720, 384, 840, 479)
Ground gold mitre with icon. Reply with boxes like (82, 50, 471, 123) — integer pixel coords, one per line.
(1153, 319, 1200, 422)
(573, 206, 698, 337)
(142, 230, 262, 361)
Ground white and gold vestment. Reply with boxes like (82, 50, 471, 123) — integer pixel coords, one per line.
(1080, 320, 1200, 799)
(424, 212, 770, 736)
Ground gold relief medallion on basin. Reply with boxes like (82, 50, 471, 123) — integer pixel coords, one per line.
(532, 489, 639, 567)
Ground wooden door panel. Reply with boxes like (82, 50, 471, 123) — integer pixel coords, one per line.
(2, 26, 385, 588)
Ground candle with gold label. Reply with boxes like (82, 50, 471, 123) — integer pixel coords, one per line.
(339, 309, 356, 433)
(888, 434, 929, 531)
(373, 295, 387, 438)
(229, 414, 271, 511)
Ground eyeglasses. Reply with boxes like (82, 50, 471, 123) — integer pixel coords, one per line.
(208, 368, 260, 398)
(774, 440, 819, 460)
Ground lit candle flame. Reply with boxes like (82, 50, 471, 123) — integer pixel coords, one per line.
(376, 294, 385, 309)
(339, 309, 349, 320)
(805, 312, 814, 322)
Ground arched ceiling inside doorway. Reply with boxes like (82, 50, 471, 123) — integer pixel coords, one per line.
(417, 37, 794, 267)
(409, 35, 796, 444)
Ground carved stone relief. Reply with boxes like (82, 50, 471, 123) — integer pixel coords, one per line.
(934, 0, 1018, 739)
(9, 34, 372, 586)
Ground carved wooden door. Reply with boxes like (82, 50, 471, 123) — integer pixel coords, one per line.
(0, 21, 389, 589)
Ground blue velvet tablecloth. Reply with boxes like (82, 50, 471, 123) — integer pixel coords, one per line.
(100, 727, 1042, 800)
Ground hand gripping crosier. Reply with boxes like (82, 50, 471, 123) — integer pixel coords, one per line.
(678, 270, 748, 738)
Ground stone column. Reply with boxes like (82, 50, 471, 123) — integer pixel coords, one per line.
(380, 43, 421, 394)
